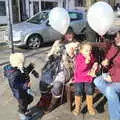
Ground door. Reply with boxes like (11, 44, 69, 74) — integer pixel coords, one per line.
(69, 11, 86, 34)
(42, 19, 62, 42)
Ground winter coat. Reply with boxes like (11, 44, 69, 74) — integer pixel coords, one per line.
(74, 53, 95, 83)
(4, 65, 30, 99)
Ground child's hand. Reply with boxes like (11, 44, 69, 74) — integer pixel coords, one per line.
(68, 79, 73, 84)
(85, 56, 91, 64)
(88, 71, 96, 77)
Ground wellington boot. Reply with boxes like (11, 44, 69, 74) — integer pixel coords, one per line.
(72, 96, 81, 116)
(86, 95, 96, 115)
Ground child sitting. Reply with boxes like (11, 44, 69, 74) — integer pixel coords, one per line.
(4, 53, 35, 120)
(73, 41, 98, 116)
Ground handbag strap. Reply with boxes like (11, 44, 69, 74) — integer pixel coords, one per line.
(109, 47, 120, 62)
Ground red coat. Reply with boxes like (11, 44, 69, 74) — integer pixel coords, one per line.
(106, 45, 120, 82)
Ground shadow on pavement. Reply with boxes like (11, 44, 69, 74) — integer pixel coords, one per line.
(27, 106, 44, 120)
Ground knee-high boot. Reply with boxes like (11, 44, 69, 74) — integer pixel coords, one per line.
(72, 96, 81, 116)
(45, 96, 58, 113)
(86, 95, 95, 115)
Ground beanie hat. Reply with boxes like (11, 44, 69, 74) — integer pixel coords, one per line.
(10, 53, 25, 68)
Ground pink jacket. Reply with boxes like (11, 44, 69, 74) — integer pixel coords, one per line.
(73, 53, 95, 83)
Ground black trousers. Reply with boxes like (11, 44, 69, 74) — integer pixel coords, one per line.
(74, 82, 94, 96)
(17, 91, 33, 114)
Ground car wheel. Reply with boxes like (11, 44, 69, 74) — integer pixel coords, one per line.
(27, 34, 42, 49)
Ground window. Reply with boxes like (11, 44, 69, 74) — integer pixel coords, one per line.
(0, 1, 6, 16)
(41, 2, 57, 10)
(75, 0, 83, 7)
(33, 1, 39, 15)
(27, 12, 48, 24)
(69, 12, 83, 21)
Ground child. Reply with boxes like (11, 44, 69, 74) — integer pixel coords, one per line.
(4, 53, 35, 120)
(73, 41, 98, 116)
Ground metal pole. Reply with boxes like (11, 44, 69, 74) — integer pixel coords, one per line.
(6, 0, 14, 53)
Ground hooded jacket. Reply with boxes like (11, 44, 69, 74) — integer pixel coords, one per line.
(4, 64, 30, 99)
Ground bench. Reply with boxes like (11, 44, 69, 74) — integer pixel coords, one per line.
(65, 41, 110, 111)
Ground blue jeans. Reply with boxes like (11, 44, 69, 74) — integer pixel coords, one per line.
(74, 82, 94, 96)
(94, 73, 120, 120)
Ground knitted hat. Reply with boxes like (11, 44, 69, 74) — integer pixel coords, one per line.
(10, 53, 25, 68)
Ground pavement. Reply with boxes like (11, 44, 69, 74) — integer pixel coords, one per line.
(0, 45, 110, 120)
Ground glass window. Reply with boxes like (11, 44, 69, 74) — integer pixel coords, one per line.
(69, 12, 83, 21)
(33, 1, 39, 15)
(0, 1, 6, 16)
(41, 2, 57, 10)
(27, 12, 49, 24)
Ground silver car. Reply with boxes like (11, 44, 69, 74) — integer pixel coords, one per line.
(5, 9, 86, 49)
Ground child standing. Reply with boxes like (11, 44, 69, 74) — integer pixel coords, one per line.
(4, 53, 34, 120)
(73, 41, 98, 116)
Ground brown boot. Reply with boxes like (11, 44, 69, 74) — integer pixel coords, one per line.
(72, 96, 81, 116)
(86, 95, 96, 115)
(44, 96, 58, 113)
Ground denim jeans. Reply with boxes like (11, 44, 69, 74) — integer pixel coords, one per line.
(94, 73, 120, 120)
(74, 82, 94, 96)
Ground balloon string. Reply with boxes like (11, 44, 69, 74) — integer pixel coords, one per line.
(100, 35, 104, 42)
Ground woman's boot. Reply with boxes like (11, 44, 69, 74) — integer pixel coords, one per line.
(86, 95, 96, 115)
(45, 96, 58, 113)
(72, 96, 81, 116)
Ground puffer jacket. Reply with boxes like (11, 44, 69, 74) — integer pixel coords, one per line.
(4, 65, 30, 99)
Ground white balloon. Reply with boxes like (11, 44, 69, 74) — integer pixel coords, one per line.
(87, 1, 114, 36)
(49, 7, 70, 35)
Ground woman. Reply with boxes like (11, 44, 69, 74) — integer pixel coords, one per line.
(94, 31, 120, 120)
(38, 28, 79, 112)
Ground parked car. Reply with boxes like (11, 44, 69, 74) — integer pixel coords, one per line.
(4, 9, 86, 49)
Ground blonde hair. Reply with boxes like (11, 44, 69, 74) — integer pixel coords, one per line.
(79, 41, 92, 50)
(10, 53, 24, 68)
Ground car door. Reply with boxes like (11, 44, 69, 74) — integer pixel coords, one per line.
(69, 11, 86, 35)
(41, 20, 62, 42)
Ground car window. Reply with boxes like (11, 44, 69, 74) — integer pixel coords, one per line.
(69, 12, 83, 21)
(27, 12, 49, 24)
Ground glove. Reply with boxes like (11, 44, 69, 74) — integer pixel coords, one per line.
(31, 70, 39, 78)
(26, 63, 34, 74)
